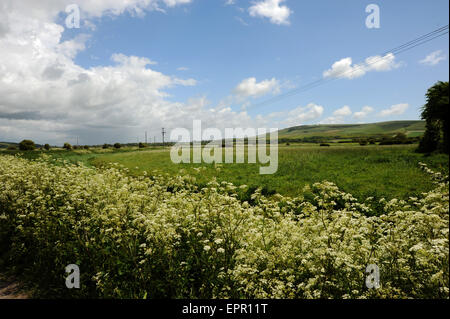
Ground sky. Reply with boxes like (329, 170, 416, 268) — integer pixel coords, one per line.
(0, 0, 448, 145)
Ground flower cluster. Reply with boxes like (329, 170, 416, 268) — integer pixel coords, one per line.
(0, 155, 448, 298)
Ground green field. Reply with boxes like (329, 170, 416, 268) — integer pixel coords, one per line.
(4, 143, 447, 203)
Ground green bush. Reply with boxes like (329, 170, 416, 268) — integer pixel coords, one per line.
(0, 156, 447, 299)
(19, 140, 35, 151)
(138, 142, 147, 148)
(44, 144, 50, 150)
(63, 143, 72, 150)
(114, 143, 121, 149)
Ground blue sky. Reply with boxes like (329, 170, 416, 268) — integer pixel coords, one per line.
(0, 0, 449, 144)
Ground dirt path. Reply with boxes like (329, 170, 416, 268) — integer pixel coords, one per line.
(0, 274, 29, 299)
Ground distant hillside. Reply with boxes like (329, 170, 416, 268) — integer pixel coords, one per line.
(0, 141, 43, 149)
(0, 142, 19, 149)
(278, 121, 425, 140)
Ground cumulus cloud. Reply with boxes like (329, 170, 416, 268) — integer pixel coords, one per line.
(320, 105, 352, 124)
(419, 50, 446, 66)
(379, 103, 409, 117)
(353, 106, 374, 120)
(233, 77, 280, 99)
(0, 0, 190, 22)
(333, 105, 352, 117)
(1, 0, 282, 145)
(275, 103, 324, 127)
(163, 0, 192, 8)
(323, 53, 400, 79)
(248, 0, 292, 25)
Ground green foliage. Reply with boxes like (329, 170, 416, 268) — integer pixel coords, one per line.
(44, 144, 50, 151)
(19, 140, 35, 151)
(114, 143, 121, 149)
(88, 145, 448, 201)
(278, 121, 425, 141)
(418, 81, 449, 154)
(418, 122, 440, 153)
(138, 142, 147, 148)
(63, 143, 72, 150)
(0, 156, 448, 298)
(102, 144, 110, 149)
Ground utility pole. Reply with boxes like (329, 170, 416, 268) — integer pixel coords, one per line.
(162, 128, 166, 147)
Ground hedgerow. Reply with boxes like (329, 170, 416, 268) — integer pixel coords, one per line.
(0, 155, 448, 298)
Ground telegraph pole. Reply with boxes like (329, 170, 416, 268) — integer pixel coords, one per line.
(162, 128, 166, 147)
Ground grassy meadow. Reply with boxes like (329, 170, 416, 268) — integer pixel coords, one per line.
(1, 134, 449, 298)
(0, 144, 448, 298)
(3, 143, 448, 202)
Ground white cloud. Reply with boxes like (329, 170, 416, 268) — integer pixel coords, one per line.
(319, 116, 344, 124)
(225, 0, 236, 5)
(320, 105, 352, 124)
(1, 0, 284, 145)
(277, 103, 324, 127)
(379, 103, 409, 117)
(0, 1, 192, 23)
(323, 53, 400, 79)
(419, 50, 446, 66)
(163, 0, 192, 7)
(233, 77, 280, 99)
(353, 106, 374, 119)
(177, 66, 189, 71)
(333, 105, 352, 117)
(248, 0, 292, 25)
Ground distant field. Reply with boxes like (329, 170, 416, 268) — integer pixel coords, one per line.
(6, 143, 445, 203)
(278, 120, 425, 139)
(86, 144, 446, 201)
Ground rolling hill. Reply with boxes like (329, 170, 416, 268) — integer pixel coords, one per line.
(277, 120, 425, 140)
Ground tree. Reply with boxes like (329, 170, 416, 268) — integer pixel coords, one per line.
(19, 140, 35, 151)
(417, 81, 449, 153)
(114, 143, 121, 149)
(139, 142, 147, 148)
(63, 143, 72, 150)
(102, 144, 110, 149)
(44, 144, 50, 150)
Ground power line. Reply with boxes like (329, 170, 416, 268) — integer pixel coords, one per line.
(247, 25, 449, 110)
